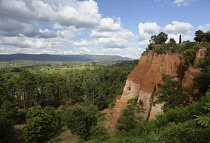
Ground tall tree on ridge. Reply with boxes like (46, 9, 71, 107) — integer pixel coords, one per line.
(179, 34, 182, 44)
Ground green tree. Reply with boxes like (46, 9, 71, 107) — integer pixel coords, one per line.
(169, 38, 176, 47)
(194, 103, 210, 127)
(0, 101, 18, 121)
(154, 74, 189, 111)
(117, 98, 145, 131)
(151, 32, 168, 44)
(194, 30, 205, 44)
(17, 70, 37, 111)
(179, 34, 182, 43)
(182, 48, 196, 69)
(0, 118, 14, 143)
(201, 41, 209, 47)
(61, 103, 98, 140)
(194, 56, 210, 94)
(22, 106, 59, 143)
(90, 126, 109, 141)
(206, 31, 210, 43)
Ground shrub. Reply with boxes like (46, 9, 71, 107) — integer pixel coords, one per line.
(90, 126, 109, 141)
(152, 44, 171, 54)
(22, 106, 59, 143)
(117, 99, 145, 132)
(201, 41, 209, 47)
(0, 117, 14, 142)
(0, 101, 18, 122)
(184, 41, 199, 49)
(182, 48, 196, 69)
(61, 103, 98, 140)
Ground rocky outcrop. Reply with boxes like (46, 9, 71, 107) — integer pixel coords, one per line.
(105, 47, 207, 128)
(182, 47, 207, 102)
(125, 51, 182, 119)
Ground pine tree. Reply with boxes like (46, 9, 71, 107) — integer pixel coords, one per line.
(179, 34, 182, 43)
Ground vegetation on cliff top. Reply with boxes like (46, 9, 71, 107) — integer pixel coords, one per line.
(148, 30, 210, 55)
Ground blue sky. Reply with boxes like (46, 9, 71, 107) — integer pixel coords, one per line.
(0, 0, 210, 59)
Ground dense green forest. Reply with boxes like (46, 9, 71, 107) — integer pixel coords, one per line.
(0, 60, 138, 143)
(1, 30, 210, 143)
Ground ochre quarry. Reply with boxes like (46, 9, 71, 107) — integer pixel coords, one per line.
(105, 47, 207, 128)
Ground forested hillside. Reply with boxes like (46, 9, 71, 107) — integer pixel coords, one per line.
(0, 60, 138, 143)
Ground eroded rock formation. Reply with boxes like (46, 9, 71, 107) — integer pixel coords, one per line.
(105, 47, 207, 128)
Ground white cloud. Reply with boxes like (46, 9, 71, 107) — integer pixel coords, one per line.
(0, 37, 52, 48)
(138, 22, 161, 41)
(96, 47, 144, 59)
(167, 33, 193, 42)
(173, 0, 198, 7)
(73, 40, 98, 46)
(197, 24, 210, 32)
(138, 22, 161, 48)
(0, 46, 57, 55)
(98, 37, 128, 48)
(96, 18, 122, 32)
(156, 0, 198, 7)
(61, 51, 75, 55)
(0, 0, 101, 29)
(59, 47, 91, 55)
(163, 21, 194, 34)
(0, 0, 137, 55)
(138, 40, 150, 49)
(79, 47, 91, 53)
(90, 17, 135, 48)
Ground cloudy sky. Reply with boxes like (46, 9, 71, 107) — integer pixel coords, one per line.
(0, 0, 210, 59)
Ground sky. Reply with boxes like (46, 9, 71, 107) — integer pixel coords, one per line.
(0, 0, 210, 59)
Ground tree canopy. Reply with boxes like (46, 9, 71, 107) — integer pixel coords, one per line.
(194, 30, 210, 44)
(154, 74, 189, 111)
(61, 103, 98, 140)
(151, 32, 168, 44)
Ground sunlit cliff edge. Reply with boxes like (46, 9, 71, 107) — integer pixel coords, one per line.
(105, 47, 207, 128)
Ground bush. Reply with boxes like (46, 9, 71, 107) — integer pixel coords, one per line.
(182, 48, 196, 69)
(61, 103, 98, 140)
(184, 41, 199, 49)
(0, 117, 14, 142)
(0, 101, 18, 122)
(152, 44, 171, 54)
(90, 126, 109, 141)
(201, 41, 209, 47)
(117, 99, 144, 132)
(22, 106, 59, 143)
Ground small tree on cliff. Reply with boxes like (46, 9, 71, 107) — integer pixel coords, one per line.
(169, 38, 176, 47)
(154, 74, 189, 111)
(194, 30, 205, 44)
(117, 98, 145, 131)
(151, 32, 168, 44)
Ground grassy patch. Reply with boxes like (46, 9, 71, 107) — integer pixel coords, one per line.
(48, 126, 81, 143)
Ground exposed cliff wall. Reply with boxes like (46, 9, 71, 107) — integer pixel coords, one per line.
(126, 51, 182, 119)
(105, 47, 207, 128)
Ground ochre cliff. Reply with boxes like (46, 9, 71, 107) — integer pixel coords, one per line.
(105, 47, 207, 128)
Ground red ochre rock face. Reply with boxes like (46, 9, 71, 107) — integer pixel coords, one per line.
(105, 47, 207, 128)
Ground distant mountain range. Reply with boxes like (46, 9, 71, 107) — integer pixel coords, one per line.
(0, 54, 132, 62)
